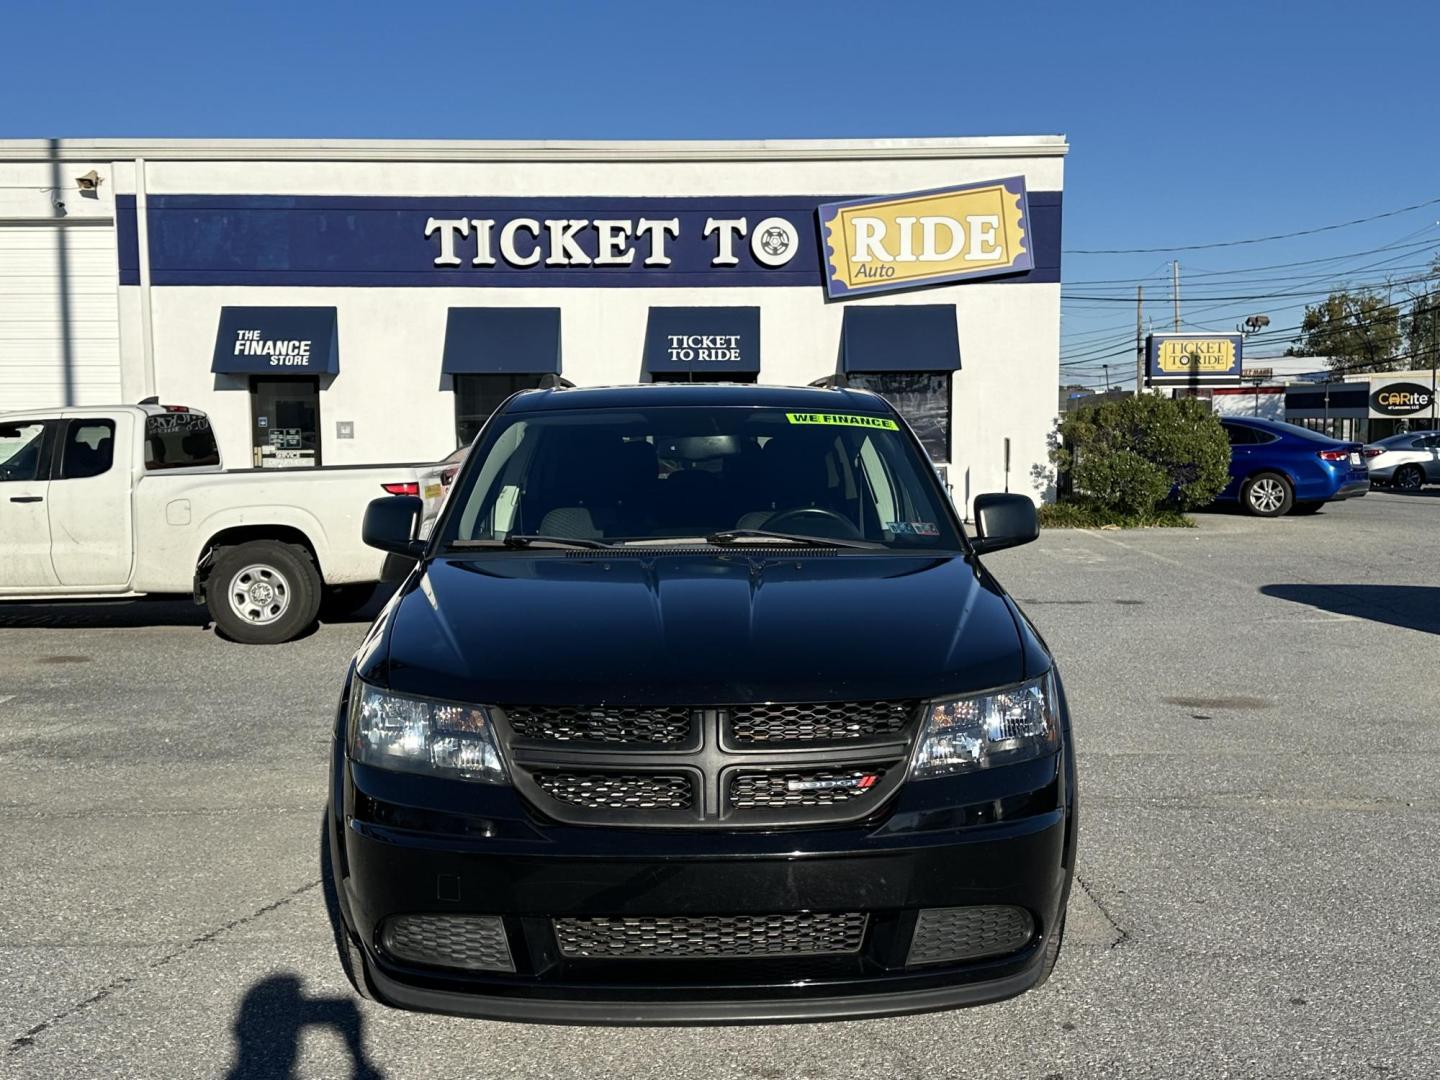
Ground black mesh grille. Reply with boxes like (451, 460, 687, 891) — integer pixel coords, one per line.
(534, 771, 694, 811)
(728, 768, 886, 810)
(505, 705, 693, 746)
(381, 915, 514, 972)
(728, 700, 917, 744)
(554, 913, 868, 959)
(906, 906, 1035, 966)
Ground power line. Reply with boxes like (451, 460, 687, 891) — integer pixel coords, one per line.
(1065, 196, 1440, 254)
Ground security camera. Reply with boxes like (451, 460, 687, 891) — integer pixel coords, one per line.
(75, 170, 103, 195)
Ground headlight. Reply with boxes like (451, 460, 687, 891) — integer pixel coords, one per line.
(348, 680, 509, 784)
(909, 671, 1059, 780)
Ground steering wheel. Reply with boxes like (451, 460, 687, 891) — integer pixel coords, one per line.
(762, 506, 865, 540)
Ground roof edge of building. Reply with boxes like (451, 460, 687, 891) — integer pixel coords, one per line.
(0, 135, 1070, 164)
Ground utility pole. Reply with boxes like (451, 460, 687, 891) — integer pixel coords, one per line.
(1136, 285, 1145, 396)
(1102, 364, 1111, 391)
(1172, 260, 1181, 332)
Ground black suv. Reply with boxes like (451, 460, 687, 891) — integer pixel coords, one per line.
(326, 384, 1076, 1023)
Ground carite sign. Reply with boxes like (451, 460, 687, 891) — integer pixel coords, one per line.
(1146, 334, 1243, 385)
(1370, 381, 1435, 416)
(818, 178, 1034, 298)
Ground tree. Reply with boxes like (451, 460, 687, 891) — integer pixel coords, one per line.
(1051, 395, 1230, 514)
(1287, 288, 1402, 377)
(1403, 257, 1440, 371)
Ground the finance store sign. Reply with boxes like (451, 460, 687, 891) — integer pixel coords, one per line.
(118, 181, 1057, 296)
(1145, 334, 1244, 386)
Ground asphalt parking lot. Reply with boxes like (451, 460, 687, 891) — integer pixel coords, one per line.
(2, 489, 1437, 1079)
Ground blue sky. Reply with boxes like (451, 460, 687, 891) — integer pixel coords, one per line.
(5, 0, 1438, 386)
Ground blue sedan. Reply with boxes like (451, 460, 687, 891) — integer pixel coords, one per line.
(1217, 417, 1369, 517)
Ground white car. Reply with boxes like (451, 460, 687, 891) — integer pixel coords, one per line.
(0, 403, 444, 643)
(1362, 431, 1440, 491)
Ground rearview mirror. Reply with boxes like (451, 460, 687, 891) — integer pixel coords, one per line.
(362, 495, 426, 559)
(970, 493, 1038, 555)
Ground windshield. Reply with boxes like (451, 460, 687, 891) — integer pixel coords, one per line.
(440, 405, 963, 551)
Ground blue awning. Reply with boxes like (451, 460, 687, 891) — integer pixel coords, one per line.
(839, 305, 961, 373)
(643, 307, 760, 375)
(442, 308, 562, 374)
(211, 307, 338, 375)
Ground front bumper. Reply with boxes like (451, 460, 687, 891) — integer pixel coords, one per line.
(327, 741, 1076, 1024)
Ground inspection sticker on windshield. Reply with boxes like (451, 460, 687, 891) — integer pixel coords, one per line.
(786, 412, 899, 430)
(888, 521, 940, 536)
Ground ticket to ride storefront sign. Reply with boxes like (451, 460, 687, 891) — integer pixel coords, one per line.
(818, 178, 1035, 298)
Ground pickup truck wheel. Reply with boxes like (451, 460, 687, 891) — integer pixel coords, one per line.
(209, 541, 321, 644)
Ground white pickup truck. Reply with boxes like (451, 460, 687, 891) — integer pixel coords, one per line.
(0, 403, 441, 644)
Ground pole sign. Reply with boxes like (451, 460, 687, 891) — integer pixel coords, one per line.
(1369, 381, 1435, 417)
(1145, 333, 1243, 386)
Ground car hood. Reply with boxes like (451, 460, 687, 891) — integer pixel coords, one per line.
(365, 552, 1032, 706)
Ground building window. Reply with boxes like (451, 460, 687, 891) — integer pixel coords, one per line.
(649, 371, 759, 385)
(454, 373, 549, 446)
(846, 372, 952, 461)
(250, 376, 320, 468)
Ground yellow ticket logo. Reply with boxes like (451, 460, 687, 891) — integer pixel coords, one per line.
(786, 412, 899, 430)
(1153, 337, 1238, 374)
(819, 178, 1033, 297)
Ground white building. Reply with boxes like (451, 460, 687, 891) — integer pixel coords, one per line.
(0, 137, 1066, 511)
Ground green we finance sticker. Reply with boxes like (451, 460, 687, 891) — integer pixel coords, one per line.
(785, 412, 899, 430)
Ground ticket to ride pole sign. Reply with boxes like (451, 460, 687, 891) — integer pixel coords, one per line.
(818, 178, 1034, 298)
(1145, 334, 1244, 386)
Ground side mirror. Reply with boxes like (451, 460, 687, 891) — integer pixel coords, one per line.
(362, 496, 426, 559)
(970, 492, 1038, 555)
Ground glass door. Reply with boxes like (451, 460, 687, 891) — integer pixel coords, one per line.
(250, 377, 320, 468)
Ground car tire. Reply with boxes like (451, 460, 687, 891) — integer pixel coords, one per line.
(208, 540, 322, 644)
(1394, 464, 1425, 492)
(320, 583, 378, 621)
(1241, 472, 1294, 517)
(1033, 912, 1066, 989)
(1292, 501, 1325, 515)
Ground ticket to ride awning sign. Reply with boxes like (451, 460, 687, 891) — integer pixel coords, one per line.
(818, 178, 1034, 298)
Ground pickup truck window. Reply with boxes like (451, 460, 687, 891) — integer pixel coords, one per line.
(443, 405, 962, 551)
(58, 420, 116, 480)
(145, 413, 221, 470)
(0, 423, 47, 482)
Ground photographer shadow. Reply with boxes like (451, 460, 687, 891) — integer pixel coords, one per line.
(226, 972, 384, 1080)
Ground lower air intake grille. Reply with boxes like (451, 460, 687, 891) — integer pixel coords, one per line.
(554, 912, 868, 960)
(504, 705, 693, 746)
(906, 905, 1035, 966)
(534, 771, 694, 811)
(381, 914, 514, 972)
(728, 700, 917, 744)
(728, 768, 886, 810)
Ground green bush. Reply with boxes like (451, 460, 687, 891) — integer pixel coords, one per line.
(1051, 395, 1230, 515)
(1038, 499, 1194, 529)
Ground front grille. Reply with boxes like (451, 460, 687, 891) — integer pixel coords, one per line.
(554, 912, 868, 960)
(381, 914, 514, 972)
(534, 770, 694, 811)
(508, 701, 916, 828)
(906, 906, 1035, 966)
(504, 705, 693, 746)
(728, 768, 887, 810)
(728, 700, 917, 745)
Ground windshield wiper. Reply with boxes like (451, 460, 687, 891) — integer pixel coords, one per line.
(449, 535, 612, 551)
(704, 529, 886, 551)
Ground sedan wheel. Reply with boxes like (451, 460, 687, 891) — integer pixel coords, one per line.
(1394, 465, 1425, 491)
(1242, 472, 1294, 517)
